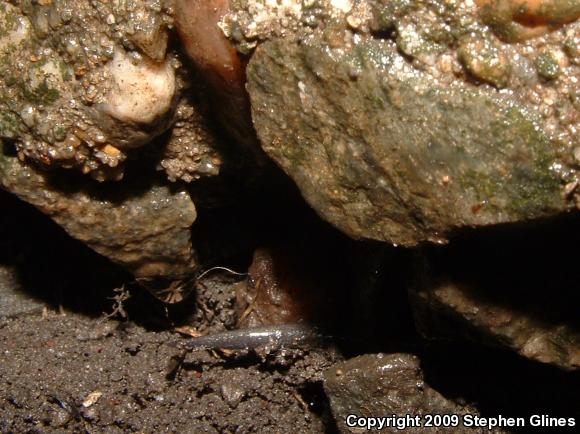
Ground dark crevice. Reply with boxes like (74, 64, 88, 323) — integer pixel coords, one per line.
(420, 343, 580, 429)
(0, 186, 129, 315)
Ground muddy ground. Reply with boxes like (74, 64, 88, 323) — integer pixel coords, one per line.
(0, 185, 343, 433)
(0, 312, 340, 433)
(1, 186, 580, 433)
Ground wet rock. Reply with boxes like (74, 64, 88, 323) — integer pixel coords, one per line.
(535, 47, 565, 80)
(476, 0, 580, 42)
(238, 247, 311, 327)
(247, 34, 571, 246)
(174, 0, 266, 166)
(409, 226, 580, 371)
(159, 96, 223, 183)
(0, 153, 196, 279)
(323, 353, 483, 433)
(125, 0, 169, 62)
(0, 0, 176, 181)
(236, 246, 342, 328)
(220, 382, 245, 409)
(412, 279, 580, 371)
(222, 0, 352, 52)
(175, 0, 245, 91)
(458, 38, 511, 87)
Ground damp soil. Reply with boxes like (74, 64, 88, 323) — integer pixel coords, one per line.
(0, 312, 339, 433)
(0, 187, 342, 433)
(0, 186, 338, 433)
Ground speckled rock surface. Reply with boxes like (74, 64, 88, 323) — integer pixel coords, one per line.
(0, 152, 197, 279)
(159, 96, 223, 183)
(0, 0, 177, 181)
(323, 353, 488, 433)
(245, 1, 579, 246)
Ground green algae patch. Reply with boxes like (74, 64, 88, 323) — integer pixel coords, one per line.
(247, 36, 570, 246)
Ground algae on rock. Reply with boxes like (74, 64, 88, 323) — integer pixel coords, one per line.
(247, 36, 571, 246)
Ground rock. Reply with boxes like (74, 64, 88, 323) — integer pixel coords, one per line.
(220, 382, 245, 409)
(412, 280, 580, 371)
(458, 38, 511, 87)
(0, 265, 45, 319)
(323, 353, 487, 433)
(174, 0, 267, 166)
(0, 152, 197, 280)
(238, 247, 313, 328)
(160, 96, 223, 183)
(410, 231, 580, 371)
(476, 0, 580, 42)
(247, 34, 571, 246)
(235, 242, 346, 328)
(0, 0, 177, 181)
(243, 0, 580, 246)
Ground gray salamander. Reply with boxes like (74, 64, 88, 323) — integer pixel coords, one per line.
(178, 323, 332, 352)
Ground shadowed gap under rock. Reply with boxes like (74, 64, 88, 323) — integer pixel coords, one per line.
(2, 152, 580, 430)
